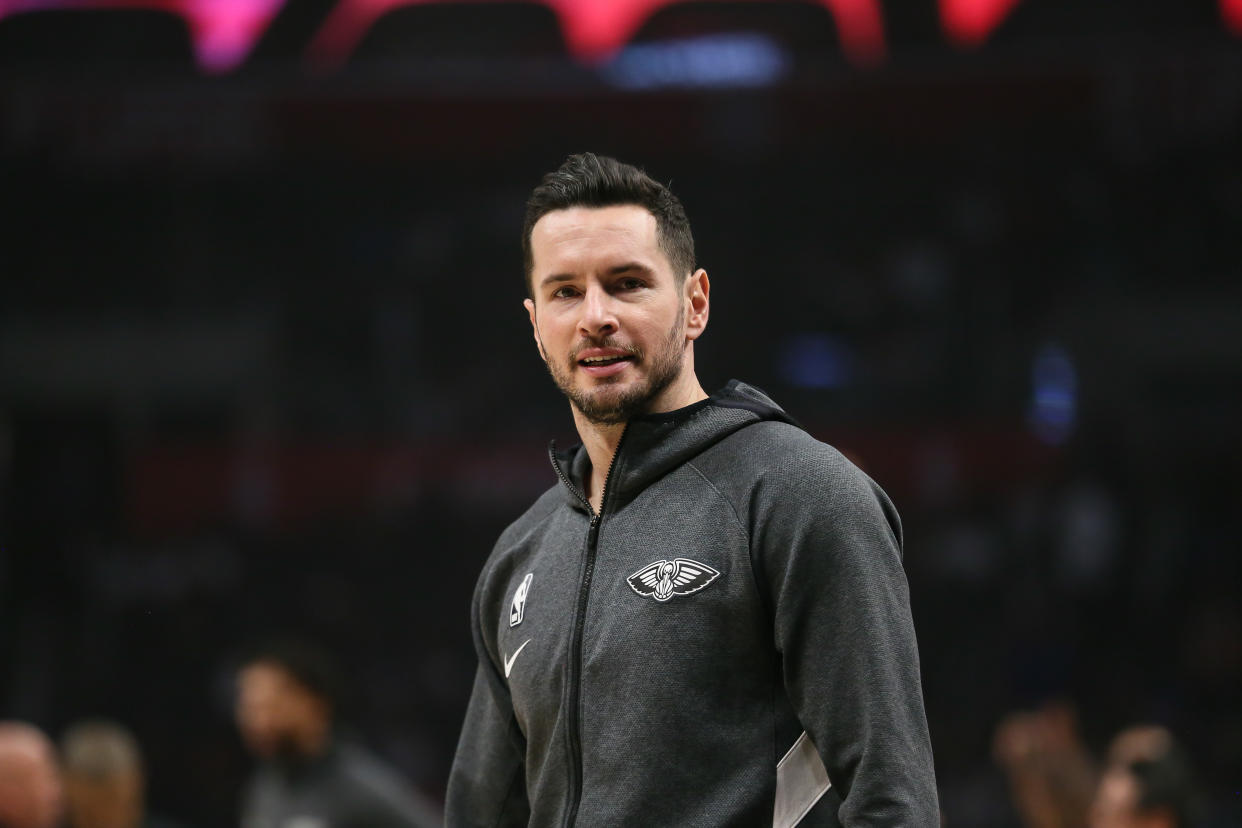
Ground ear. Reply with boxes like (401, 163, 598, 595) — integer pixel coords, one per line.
(524, 298, 547, 361)
(683, 269, 710, 341)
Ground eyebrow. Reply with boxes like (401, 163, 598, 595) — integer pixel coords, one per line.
(607, 262, 651, 277)
(538, 262, 652, 288)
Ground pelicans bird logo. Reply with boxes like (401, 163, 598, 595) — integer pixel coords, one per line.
(627, 559, 720, 602)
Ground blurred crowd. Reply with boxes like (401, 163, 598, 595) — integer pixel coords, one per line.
(1, 639, 441, 828)
(0, 692, 1217, 828)
(995, 711, 1201, 828)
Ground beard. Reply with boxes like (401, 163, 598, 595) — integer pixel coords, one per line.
(245, 729, 307, 764)
(541, 317, 686, 426)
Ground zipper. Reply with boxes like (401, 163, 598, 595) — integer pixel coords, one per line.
(550, 428, 627, 828)
(549, 442, 592, 514)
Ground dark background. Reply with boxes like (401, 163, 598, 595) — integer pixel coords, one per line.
(2, 1, 1240, 824)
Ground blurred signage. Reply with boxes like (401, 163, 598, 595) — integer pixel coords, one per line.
(126, 426, 1059, 533)
(1, 0, 1240, 74)
(306, 0, 886, 69)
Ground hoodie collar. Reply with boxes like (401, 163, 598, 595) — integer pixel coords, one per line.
(550, 380, 799, 515)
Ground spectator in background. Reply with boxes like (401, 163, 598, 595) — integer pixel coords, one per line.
(996, 709, 1200, 828)
(994, 702, 1096, 828)
(235, 639, 441, 828)
(0, 721, 63, 828)
(1090, 726, 1198, 828)
(60, 718, 183, 828)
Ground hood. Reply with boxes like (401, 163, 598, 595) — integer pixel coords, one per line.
(550, 380, 800, 515)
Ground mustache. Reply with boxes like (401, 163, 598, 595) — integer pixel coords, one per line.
(569, 337, 642, 363)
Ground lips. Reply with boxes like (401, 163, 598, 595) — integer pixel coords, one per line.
(575, 346, 637, 378)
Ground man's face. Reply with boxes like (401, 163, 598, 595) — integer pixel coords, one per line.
(525, 205, 702, 425)
(234, 663, 327, 761)
(0, 734, 63, 828)
(1089, 768, 1173, 828)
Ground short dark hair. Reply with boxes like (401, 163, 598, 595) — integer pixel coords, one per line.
(1130, 748, 1199, 828)
(60, 719, 144, 780)
(522, 153, 696, 296)
(240, 637, 342, 713)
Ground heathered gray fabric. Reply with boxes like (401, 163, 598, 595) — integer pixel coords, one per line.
(447, 380, 938, 827)
(241, 741, 442, 828)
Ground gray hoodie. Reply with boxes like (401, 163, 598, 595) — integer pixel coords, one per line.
(447, 381, 938, 827)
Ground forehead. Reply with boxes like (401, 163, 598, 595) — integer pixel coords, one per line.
(238, 662, 293, 692)
(0, 735, 54, 772)
(530, 204, 667, 275)
(1096, 770, 1140, 812)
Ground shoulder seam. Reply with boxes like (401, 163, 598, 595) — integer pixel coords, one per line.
(684, 459, 748, 541)
(684, 459, 772, 619)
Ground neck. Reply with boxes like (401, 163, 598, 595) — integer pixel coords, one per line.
(572, 367, 707, 513)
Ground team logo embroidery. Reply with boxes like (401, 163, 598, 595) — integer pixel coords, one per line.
(627, 558, 720, 602)
(509, 573, 533, 627)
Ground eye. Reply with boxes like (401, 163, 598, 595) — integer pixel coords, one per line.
(550, 285, 580, 299)
(618, 277, 646, 291)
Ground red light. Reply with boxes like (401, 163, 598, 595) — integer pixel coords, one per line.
(826, 0, 887, 66)
(185, 0, 287, 72)
(307, 0, 887, 71)
(939, 0, 1020, 47)
(4, 0, 1235, 74)
(1223, 0, 1242, 35)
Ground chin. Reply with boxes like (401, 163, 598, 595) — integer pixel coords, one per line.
(244, 737, 278, 759)
(583, 375, 630, 392)
(583, 368, 644, 391)
(582, 384, 636, 409)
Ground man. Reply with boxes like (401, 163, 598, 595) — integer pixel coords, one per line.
(993, 702, 1096, 828)
(446, 153, 938, 826)
(1089, 727, 1198, 828)
(60, 718, 183, 828)
(0, 721, 63, 828)
(235, 639, 441, 828)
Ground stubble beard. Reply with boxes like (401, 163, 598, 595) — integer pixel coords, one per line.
(542, 317, 687, 426)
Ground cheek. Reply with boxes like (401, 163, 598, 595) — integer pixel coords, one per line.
(239, 701, 280, 734)
(641, 307, 683, 341)
(539, 316, 577, 352)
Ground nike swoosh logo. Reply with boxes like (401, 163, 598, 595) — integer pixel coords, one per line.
(503, 639, 531, 678)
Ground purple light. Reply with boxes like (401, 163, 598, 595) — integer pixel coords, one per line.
(1028, 343, 1077, 446)
(778, 333, 856, 390)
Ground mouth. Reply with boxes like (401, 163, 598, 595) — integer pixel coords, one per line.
(576, 348, 637, 378)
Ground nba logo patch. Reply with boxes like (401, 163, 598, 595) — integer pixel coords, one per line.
(510, 573, 533, 627)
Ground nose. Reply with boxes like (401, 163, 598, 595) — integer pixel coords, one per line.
(578, 282, 618, 338)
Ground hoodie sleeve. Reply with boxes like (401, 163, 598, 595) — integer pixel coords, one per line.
(752, 439, 939, 827)
(445, 560, 530, 827)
